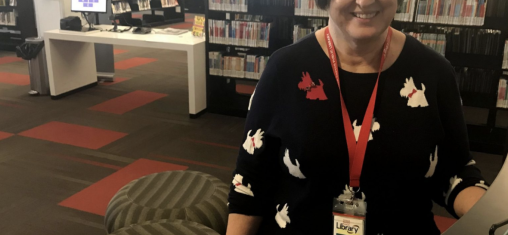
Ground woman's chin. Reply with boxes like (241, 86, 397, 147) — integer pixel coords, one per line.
(346, 28, 385, 41)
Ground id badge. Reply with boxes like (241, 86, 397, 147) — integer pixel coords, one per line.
(333, 186, 367, 235)
(333, 213, 365, 235)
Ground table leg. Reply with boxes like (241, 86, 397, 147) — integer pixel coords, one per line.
(45, 38, 98, 98)
(95, 43, 115, 82)
(187, 43, 207, 118)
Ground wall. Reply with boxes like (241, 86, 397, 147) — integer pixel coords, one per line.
(33, 0, 63, 37)
(61, 0, 81, 17)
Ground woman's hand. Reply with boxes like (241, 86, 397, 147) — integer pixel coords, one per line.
(226, 214, 263, 235)
(454, 186, 487, 217)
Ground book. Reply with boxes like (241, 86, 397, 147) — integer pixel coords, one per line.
(137, 0, 151, 11)
(497, 78, 507, 108)
(455, 67, 498, 93)
(0, 10, 15, 26)
(293, 18, 327, 43)
(209, 0, 248, 12)
(160, 0, 179, 8)
(209, 19, 272, 48)
(295, 0, 328, 17)
(503, 41, 508, 70)
(209, 51, 270, 80)
(401, 26, 502, 56)
(395, 0, 417, 22)
(446, 28, 502, 55)
(406, 31, 447, 55)
(412, 0, 488, 26)
(112, 1, 132, 14)
(193, 15, 205, 37)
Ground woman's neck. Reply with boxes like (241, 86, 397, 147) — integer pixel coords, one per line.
(327, 22, 389, 73)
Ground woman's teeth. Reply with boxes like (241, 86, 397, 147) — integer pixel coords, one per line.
(353, 13, 377, 19)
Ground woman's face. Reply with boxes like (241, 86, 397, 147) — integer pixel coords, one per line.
(328, 0, 397, 41)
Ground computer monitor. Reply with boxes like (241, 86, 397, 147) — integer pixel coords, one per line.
(71, 0, 107, 13)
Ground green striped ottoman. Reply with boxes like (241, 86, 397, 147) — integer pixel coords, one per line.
(110, 220, 220, 235)
(105, 171, 229, 234)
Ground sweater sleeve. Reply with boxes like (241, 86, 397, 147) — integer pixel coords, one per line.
(228, 54, 283, 216)
(430, 65, 489, 218)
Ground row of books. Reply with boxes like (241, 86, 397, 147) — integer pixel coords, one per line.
(455, 67, 498, 94)
(395, 0, 417, 22)
(137, 0, 151, 11)
(293, 18, 327, 43)
(160, 0, 179, 8)
(407, 32, 446, 55)
(486, 0, 506, 18)
(394, 0, 491, 25)
(446, 28, 502, 56)
(0, 0, 16, 6)
(112, 1, 132, 14)
(503, 41, 508, 70)
(0, 11, 15, 26)
(295, 0, 328, 17)
(208, 0, 248, 12)
(208, 19, 271, 48)
(209, 52, 270, 80)
(497, 78, 508, 108)
(416, 0, 488, 25)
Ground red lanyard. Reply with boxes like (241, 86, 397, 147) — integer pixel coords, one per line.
(324, 27, 393, 188)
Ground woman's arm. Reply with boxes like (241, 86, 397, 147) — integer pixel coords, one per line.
(454, 186, 486, 217)
(226, 214, 263, 235)
(227, 52, 283, 233)
(429, 63, 489, 218)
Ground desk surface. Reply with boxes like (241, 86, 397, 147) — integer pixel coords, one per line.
(44, 25, 205, 50)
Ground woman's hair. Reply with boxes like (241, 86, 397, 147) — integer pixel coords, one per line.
(316, 0, 403, 10)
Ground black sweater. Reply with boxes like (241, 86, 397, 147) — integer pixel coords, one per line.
(228, 33, 488, 235)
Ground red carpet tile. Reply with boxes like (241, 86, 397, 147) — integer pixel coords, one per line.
(59, 158, 188, 216)
(0, 56, 22, 65)
(236, 84, 256, 95)
(169, 23, 194, 29)
(113, 49, 128, 55)
(89, 90, 167, 114)
(0, 131, 14, 141)
(99, 77, 128, 86)
(0, 72, 30, 85)
(132, 14, 142, 18)
(115, 57, 157, 70)
(434, 215, 457, 233)
(18, 121, 128, 150)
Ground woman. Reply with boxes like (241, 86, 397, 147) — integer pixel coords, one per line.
(227, 0, 488, 234)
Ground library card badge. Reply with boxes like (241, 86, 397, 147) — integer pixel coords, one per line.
(334, 213, 365, 235)
(192, 16, 205, 37)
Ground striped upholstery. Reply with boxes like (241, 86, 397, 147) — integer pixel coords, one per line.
(105, 171, 229, 234)
(110, 219, 220, 235)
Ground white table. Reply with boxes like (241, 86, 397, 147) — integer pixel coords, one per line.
(44, 26, 207, 118)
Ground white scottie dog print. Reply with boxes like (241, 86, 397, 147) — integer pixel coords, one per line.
(243, 129, 264, 155)
(248, 89, 256, 110)
(475, 180, 489, 191)
(445, 175, 463, 205)
(283, 149, 306, 179)
(400, 77, 429, 108)
(425, 146, 438, 178)
(232, 174, 254, 197)
(352, 118, 380, 142)
(275, 203, 291, 228)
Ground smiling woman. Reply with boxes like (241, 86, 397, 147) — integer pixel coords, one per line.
(225, 0, 488, 235)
